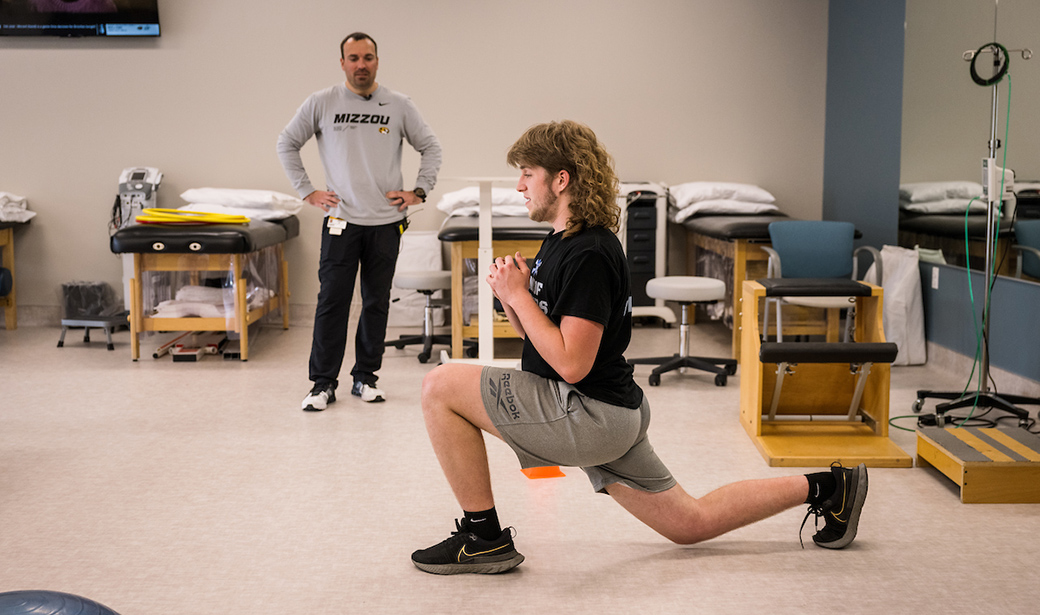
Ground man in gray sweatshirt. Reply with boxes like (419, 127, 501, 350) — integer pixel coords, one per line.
(278, 32, 442, 409)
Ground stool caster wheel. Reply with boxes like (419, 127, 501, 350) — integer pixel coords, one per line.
(725, 364, 737, 376)
(418, 352, 430, 364)
(391, 341, 404, 350)
(466, 346, 479, 358)
(911, 399, 924, 413)
(648, 373, 661, 387)
(714, 374, 727, 387)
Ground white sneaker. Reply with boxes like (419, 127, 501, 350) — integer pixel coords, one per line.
(352, 382, 386, 403)
(302, 383, 336, 412)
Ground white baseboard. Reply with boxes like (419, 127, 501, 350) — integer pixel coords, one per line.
(6, 305, 61, 327)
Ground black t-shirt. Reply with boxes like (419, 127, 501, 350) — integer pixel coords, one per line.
(521, 226, 643, 409)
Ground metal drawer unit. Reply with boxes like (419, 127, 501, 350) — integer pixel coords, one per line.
(617, 183, 674, 324)
(626, 195, 658, 306)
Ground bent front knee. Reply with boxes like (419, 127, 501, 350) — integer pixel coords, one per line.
(420, 366, 447, 411)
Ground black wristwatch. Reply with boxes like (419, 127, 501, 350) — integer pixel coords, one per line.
(413, 187, 427, 202)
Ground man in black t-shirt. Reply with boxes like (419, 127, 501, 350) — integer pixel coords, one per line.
(411, 121, 869, 575)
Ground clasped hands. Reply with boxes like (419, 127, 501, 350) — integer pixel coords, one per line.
(486, 252, 530, 306)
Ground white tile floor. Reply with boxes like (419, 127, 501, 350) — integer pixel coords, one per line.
(1, 320, 1038, 615)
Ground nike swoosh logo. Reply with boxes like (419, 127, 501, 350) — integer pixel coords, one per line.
(378, 102, 390, 106)
(458, 543, 509, 561)
(831, 482, 850, 521)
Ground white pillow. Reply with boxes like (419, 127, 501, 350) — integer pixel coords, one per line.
(899, 181, 982, 203)
(900, 198, 988, 214)
(668, 182, 775, 209)
(181, 188, 304, 213)
(435, 187, 526, 214)
(671, 199, 779, 223)
(179, 203, 292, 221)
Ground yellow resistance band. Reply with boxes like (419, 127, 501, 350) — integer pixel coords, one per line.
(136, 208, 250, 225)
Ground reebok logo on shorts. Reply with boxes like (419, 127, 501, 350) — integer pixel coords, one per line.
(488, 373, 520, 420)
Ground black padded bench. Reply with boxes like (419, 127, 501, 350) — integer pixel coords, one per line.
(110, 217, 299, 254)
(108, 216, 299, 361)
(760, 342, 899, 365)
(898, 210, 1014, 273)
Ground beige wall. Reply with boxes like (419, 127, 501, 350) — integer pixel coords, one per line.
(0, 0, 829, 319)
(902, 0, 1040, 183)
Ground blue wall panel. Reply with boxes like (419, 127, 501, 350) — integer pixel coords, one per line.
(823, 0, 905, 248)
(919, 262, 1040, 382)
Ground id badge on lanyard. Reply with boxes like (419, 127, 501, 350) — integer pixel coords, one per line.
(327, 217, 347, 236)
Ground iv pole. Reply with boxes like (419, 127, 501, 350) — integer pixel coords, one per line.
(914, 2, 1037, 428)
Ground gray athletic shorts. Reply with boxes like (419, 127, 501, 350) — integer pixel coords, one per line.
(481, 366, 676, 494)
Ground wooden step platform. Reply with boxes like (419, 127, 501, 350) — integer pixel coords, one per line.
(753, 423, 913, 468)
(916, 426, 1040, 503)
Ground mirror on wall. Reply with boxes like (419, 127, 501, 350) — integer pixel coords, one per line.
(900, 0, 1040, 282)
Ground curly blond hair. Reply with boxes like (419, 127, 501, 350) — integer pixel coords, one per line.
(506, 120, 620, 237)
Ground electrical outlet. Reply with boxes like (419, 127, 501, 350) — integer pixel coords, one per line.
(931, 266, 939, 290)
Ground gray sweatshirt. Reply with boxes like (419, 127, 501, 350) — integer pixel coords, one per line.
(277, 83, 442, 226)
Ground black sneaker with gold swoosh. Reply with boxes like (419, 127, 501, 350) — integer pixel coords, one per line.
(411, 519, 525, 575)
(801, 462, 868, 549)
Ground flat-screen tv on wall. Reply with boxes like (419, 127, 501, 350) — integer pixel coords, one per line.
(0, 0, 159, 37)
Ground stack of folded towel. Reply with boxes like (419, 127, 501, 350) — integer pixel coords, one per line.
(152, 284, 274, 318)
(0, 192, 36, 222)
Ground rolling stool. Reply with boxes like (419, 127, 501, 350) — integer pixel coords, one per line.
(628, 276, 737, 386)
(386, 270, 477, 363)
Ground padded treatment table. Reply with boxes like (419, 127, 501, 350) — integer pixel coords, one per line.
(110, 217, 298, 360)
(682, 214, 788, 360)
(437, 216, 551, 358)
(898, 210, 1015, 274)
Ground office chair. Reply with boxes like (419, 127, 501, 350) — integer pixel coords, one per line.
(762, 221, 881, 342)
(385, 270, 476, 363)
